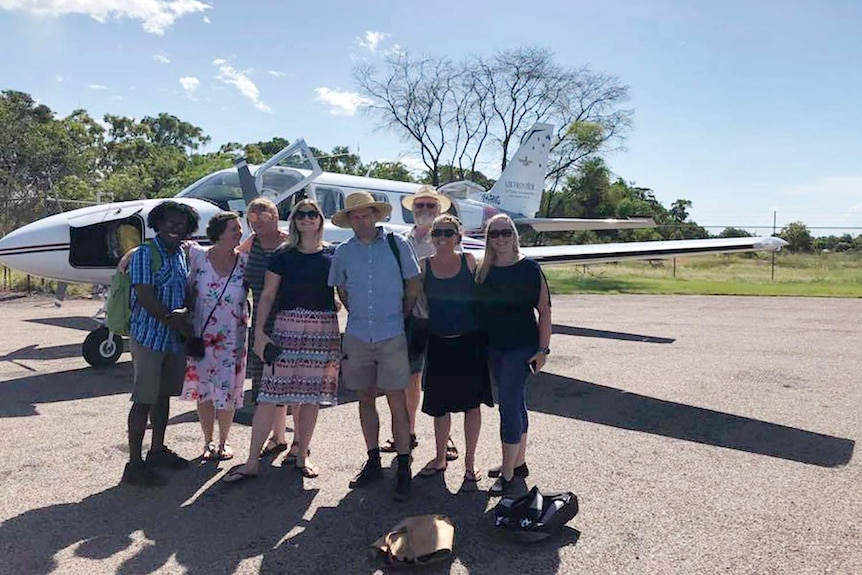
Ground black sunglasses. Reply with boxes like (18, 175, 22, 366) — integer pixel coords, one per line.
(294, 210, 320, 221)
(431, 228, 458, 238)
(488, 228, 514, 239)
(413, 202, 438, 210)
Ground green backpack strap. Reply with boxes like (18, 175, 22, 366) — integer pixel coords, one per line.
(145, 239, 163, 274)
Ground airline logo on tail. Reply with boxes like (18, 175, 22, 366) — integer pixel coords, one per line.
(475, 123, 554, 218)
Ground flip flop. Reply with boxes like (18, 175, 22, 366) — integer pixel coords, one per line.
(222, 465, 258, 485)
(202, 442, 218, 462)
(418, 462, 447, 478)
(284, 442, 310, 466)
(464, 469, 482, 482)
(446, 437, 459, 461)
(260, 439, 288, 458)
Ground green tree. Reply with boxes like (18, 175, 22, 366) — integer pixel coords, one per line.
(779, 221, 813, 253)
(719, 227, 753, 238)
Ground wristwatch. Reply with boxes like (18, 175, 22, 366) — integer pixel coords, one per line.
(538, 346, 551, 355)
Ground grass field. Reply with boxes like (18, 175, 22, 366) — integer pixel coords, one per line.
(3, 252, 862, 299)
(544, 252, 862, 297)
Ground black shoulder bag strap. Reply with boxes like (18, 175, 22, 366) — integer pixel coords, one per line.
(197, 255, 239, 338)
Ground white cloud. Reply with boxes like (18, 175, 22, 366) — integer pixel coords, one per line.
(267, 70, 286, 77)
(179, 76, 199, 100)
(153, 53, 170, 64)
(0, 0, 212, 35)
(202, 15, 210, 24)
(399, 156, 428, 174)
(357, 31, 389, 53)
(314, 87, 372, 116)
(111, 95, 123, 101)
(55, 75, 63, 82)
(213, 58, 271, 113)
(87, 84, 108, 90)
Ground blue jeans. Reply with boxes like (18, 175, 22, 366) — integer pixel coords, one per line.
(489, 346, 534, 444)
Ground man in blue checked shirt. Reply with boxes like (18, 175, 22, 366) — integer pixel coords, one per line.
(121, 200, 200, 488)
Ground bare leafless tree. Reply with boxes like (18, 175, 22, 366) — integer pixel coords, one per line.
(354, 45, 632, 189)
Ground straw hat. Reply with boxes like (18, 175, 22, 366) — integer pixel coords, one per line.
(401, 185, 452, 213)
(332, 191, 393, 228)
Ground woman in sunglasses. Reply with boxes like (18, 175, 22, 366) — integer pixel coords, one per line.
(417, 214, 493, 486)
(225, 199, 340, 482)
(475, 214, 552, 497)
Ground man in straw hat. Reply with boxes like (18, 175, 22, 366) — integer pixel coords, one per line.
(328, 191, 422, 501)
(378, 186, 459, 462)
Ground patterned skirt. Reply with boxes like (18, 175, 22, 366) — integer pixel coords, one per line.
(257, 308, 340, 406)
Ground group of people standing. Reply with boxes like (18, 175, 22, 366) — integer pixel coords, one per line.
(121, 185, 551, 501)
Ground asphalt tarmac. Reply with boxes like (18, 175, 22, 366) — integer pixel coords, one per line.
(0, 293, 859, 574)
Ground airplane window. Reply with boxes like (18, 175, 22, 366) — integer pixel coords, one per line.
(177, 172, 242, 210)
(314, 187, 345, 218)
(369, 192, 391, 222)
(261, 169, 302, 195)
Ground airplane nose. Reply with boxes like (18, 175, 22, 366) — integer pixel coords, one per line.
(0, 216, 70, 278)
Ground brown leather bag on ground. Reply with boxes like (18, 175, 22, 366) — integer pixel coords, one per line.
(371, 515, 455, 566)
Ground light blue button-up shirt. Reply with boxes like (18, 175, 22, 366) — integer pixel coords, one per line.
(328, 227, 420, 342)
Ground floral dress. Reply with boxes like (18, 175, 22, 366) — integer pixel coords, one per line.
(181, 244, 249, 410)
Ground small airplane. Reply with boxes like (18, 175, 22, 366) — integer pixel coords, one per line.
(0, 123, 787, 366)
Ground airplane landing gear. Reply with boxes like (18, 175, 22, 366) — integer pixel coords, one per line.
(83, 326, 124, 367)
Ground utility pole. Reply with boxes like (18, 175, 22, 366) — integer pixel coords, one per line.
(771, 210, 777, 281)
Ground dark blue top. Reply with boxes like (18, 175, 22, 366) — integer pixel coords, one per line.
(268, 245, 336, 312)
(425, 253, 478, 336)
(475, 258, 548, 351)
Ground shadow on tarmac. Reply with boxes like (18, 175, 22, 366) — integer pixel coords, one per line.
(528, 372, 855, 468)
(0, 364, 132, 417)
(553, 323, 676, 344)
(0, 457, 579, 573)
(25, 316, 101, 332)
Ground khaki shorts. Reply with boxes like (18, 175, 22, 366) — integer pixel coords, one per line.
(341, 334, 410, 392)
(129, 337, 186, 405)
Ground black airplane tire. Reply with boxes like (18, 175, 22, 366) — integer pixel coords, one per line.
(83, 327, 124, 367)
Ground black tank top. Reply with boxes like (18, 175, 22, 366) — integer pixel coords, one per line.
(424, 253, 478, 336)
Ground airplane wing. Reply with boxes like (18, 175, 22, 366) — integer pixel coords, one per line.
(517, 217, 656, 233)
(519, 236, 788, 265)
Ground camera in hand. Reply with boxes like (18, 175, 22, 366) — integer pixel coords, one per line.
(263, 342, 282, 365)
(186, 337, 206, 359)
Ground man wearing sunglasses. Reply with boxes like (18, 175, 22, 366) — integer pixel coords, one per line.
(385, 187, 460, 464)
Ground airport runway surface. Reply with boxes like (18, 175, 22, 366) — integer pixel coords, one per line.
(0, 293, 859, 574)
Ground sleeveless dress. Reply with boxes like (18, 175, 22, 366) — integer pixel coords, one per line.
(181, 245, 249, 410)
(421, 253, 493, 417)
(257, 246, 340, 406)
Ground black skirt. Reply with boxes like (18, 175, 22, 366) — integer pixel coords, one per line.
(421, 332, 494, 417)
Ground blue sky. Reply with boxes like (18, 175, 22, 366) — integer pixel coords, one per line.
(1, 0, 860, 234)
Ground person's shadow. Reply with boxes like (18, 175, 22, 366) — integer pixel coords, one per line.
(1, 461, 317, 574)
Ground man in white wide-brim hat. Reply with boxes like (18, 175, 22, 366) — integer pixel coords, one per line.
(374, 185, 460, 462)
(328, 191, 421, 502)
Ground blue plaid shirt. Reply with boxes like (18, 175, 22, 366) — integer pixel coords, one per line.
(130, 236, 189, 352)
(328, 228, 420, 343)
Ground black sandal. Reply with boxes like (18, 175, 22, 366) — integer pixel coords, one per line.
(284, 442, 310, 465)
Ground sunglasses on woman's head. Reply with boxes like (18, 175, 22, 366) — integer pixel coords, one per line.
(413, 202, 438, 210)
(488, 228, 513, 239)
(431, 228, 458, 238)
(294, 210, 320, 221)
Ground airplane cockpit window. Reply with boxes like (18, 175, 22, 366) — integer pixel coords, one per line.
(176, 172, 242, 211)
(261, 169, 302, 197)
(314, 186, 345, 219)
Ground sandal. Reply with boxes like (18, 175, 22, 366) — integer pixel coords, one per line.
(380, 435, 419, 453)
(295, 460, 319, 478)
(446, 437, 459, 461)
(284, 442, 310, 466)
(260, 439, 288, 458)
(202, 442, 218, 462)
(222, 465, 258, 484)
(418, 461, 447, 478)
(464, 469, 482, 482)
(217, 443, 234, 461)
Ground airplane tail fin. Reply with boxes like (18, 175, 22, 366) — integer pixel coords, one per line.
(478, 123, 554, 218)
